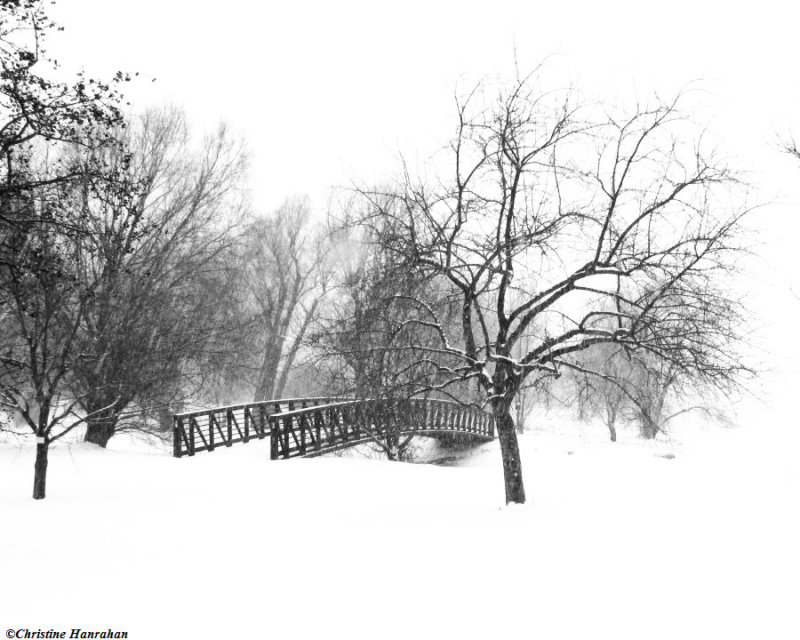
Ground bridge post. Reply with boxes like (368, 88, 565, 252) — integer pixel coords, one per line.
(173, 416, 182, 458)
(344, 404, 353, 443)
(282, 415, 290, 456)
(259, 404, 267, 439)
(299, 415, 307, 456)
(188, 418, 196, 456)
(331, 405, 342, 447)
(269, 416, 280, 460)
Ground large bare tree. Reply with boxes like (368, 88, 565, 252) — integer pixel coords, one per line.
(69, 107, 247, 447)
(352, 73, 752, 504)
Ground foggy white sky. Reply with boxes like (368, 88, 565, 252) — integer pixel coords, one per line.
(48, 1, 800, 397)
(51, 2, 800, 207)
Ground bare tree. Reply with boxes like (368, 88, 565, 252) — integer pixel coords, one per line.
(350, 73, 752, 503)
(331, 262, 429, 461)
(314, 218, 474, 460)
(0, 1, 130, 233)
(68, 107, 247, 447)
(570, 341, 733, 442)
(245, 198, 329, 402)
(568, 344, 630, 441)
(781, 137, 800, 163)
(0, 0, 133, 498)
(0, 174, 130, 498)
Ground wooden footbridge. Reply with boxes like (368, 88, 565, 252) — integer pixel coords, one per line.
(172, 397, 495, 459)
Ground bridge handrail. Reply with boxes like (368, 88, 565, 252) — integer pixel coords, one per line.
(268, 397, 490, 420)
(174, 396, 347, 420)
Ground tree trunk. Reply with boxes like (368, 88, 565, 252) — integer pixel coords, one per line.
(33, 440, 49, 500)
(157, 405, 173, 433)
(607, 405, 617, 442)
(638, 410, 658, 439)
(82, 396, 123, 447)
(514, 396, 525, 434)
(84, 418, 116, 447)
(273, 299, 319, 398)
(495, 409, 526, 504)
(385, 426, 399, 461)
(253, 351, 279, 402)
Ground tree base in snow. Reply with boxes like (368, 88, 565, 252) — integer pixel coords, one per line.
(84, 423, 116, 448)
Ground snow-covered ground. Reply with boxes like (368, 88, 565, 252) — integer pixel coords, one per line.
(1, 407, 798, 640)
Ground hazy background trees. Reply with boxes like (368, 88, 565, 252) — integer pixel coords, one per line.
(243, 198, 330, 402)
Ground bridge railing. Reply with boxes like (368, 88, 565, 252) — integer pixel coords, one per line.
(172, 397, 344, 458)
(268, 398, 495, 460)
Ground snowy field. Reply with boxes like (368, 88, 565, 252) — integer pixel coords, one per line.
(1, 407, 798, 640)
